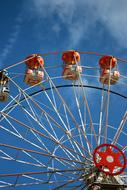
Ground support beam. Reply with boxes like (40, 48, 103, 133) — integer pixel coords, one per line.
(86, 169, 127, 190)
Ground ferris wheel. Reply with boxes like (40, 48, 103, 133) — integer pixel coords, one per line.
(0, 50, 127, 190)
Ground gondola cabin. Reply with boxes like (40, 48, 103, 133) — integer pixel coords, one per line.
(0, 70, 9, 102)
(24, 54, 45, 86)
(25, 54, 44, 70)
(24, 69, 44, 86)
(100, 69, 120, 85)
(99, 56, 117, 70)
(62, 65, 82, 80)
(62, 50, 80, 65)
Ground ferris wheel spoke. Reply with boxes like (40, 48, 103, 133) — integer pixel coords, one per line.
(98, 89, 110, 143)
(0, 153, 46, 169)
(0, 129, 82, 168)
(44, 114, 60, 141)
(0, 149, 13, 160)
(72, 82, 92, 155)
(1, 90, 22, 113)
(61, 104, 83, 162)
(56, 101, 87, 160)
(0, 112, 93, 164)
(2, 104, 91, 163)
(1, 101, 92, 169)
(1, 107, 52, 154)
(32, 103, 91, 159)
(38, 84, 86, 158)
(48, 79, 58, 108)
(2, 93, 62, 148)
(0, 181, 13, 188)
(0, 177, 84, 189)
(112, 111, 127, 146)
(104, 65, 112, 143)
(57, 104, 83, 162)
(1, 115, 23, 138)
(0, 151, 91, 177)
(0, 180, 58, 189)
(50, 136, 79, 167)
(62, 103, 71, 131)
(0, 168, 92, 189)
(23, 175, 50, 182)
(52, 176, 83, 190)
(42, 68, 93, 157)
(20, 103, 88, 159)
(0, 120, 78, 168)
(21, 92, 41, 123)
(43, 68, 81, 125)
(43, 68, 87, 131)
(21, 150, 48, 167)
(0, 152, 80, 174)
(8, 78, 91, 158)
(68, 174, 90, 190)
(0, 144, 49, 169)
(122, 146, 127, 152)
(15, 174, 46, 186)
(0, 168, 88, 178)
(77, 74, 98, 148)
(40, 84, 69, 131)
(20, 101, 59, 154)
(10, 90, 60, 150)
(2, 90, 73, 140)
(0, 92, 22, 123)
(98, 85, 105, 145)
(65, 134, 82, 162)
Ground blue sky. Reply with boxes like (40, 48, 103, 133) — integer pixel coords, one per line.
(0, 0, 127, 190)
(1, 0, 127, 69)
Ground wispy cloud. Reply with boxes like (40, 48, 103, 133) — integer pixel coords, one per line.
(0, 15, 22, 68)
(30, 0, 127, 48)
(90, 0, 127, 47)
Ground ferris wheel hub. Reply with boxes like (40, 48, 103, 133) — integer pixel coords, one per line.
(106, 155, 114, 163)
(93, 144, 126, 176)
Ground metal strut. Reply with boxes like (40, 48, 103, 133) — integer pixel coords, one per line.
(86, 170, 127, 190)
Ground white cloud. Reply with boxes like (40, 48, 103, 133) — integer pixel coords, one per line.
(30, 0, 127, 48)
(31, 0, 75, 22)
(52, 23, 61, 34)
(91, 0, 127, 46)
(67, 20, 90, 48)
(0, 15, 22, 68)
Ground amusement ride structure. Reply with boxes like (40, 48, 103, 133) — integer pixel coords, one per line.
(0, 50, 127, 189)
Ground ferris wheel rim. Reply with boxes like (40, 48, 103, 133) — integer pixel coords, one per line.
(0, 51, 127, 189)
